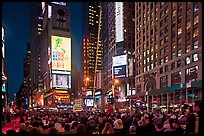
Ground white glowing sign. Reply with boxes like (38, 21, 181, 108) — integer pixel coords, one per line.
(2, 27, 5, 58)
(48, 5, 52, 18)
(51, 2, 66, 6)
(113, 54, 127, 67)
(115, 2, 124, 43)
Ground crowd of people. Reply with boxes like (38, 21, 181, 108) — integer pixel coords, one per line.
(2, 102, 202, 135)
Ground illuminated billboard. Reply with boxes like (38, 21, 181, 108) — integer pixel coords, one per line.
(115, 2, 124, 43)
(113, 54, 127, 78)
(52, 74, 71, 89)
(113, 54, 127, 67)
(51, 36, 71, 71)
(85, 99, 94, 107)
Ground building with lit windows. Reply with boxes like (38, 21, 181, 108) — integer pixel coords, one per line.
(82, 2, 103, 96)
(40, 2, 73, 108)
(30, 2, 44, 107)
(101, 2, 135, 109)
(2, 27, 8, 112)
(134, 2, 202, 112)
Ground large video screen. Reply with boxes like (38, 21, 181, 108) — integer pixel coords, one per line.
(113, 54, 127, 78)
(85, 99, 94, 107)
(51, 35, 71, 71)
(52, 74, 71, 89)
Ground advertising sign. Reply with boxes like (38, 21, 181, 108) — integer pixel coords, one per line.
(51, 35, 71, 71)
(129, 58, 133, 76)
(2, 27, 5, 58)
(2, 83, 6, 92)
(52, 74, 71, 89)
(115, 2, 124, 43)
(113, 54, 127, 67)
(114, 65, 126, 78)
(85, 99, 94, 107)
(97, 72, 102, 89)
(74, 98, 83, 111)
(118, 86, 126, 102)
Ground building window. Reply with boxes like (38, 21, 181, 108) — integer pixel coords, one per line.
(172, 52, 176, 59)
(178, 16, 182, 23)
(171, 62, 175, 70)
(186, 44, 191, 53)
(194, 4, 199, 12)
(160, 75, 168, 88)
(164, 36, 168, 43)
(160, 48, 164, 55)
(185, 56, 191, 65)
(160, 58, 164, 65)
(186, 33, 190, 40)
(151, 55, 154, 61)
(185, 65, 198, 83)
(178, 38, 182, 45)
(160, 39, 164, 46)
(172, 9, 176, 17)
(178, 49, 182, 57)
(165, 56, 168, 63)
(147, 57, 149, 63)
(171, 71, 181, 86)
(172, 41, 176, 49)
(186, 21, 191, 30)
(144, 59, 146, 64)
(178, 27, 182, 35)
(164, 25, 168, 33)
(147, 65, 150, 71)
(144, 67, 146, 72)
(155, 61, 158, 67)
(160, 67, 163, 74)
(193, 53, 198, 62)
(164, 65, 168, 72)
(193, 28, 198, 37)
(155, 53, 158, 58)
(193, 40, 198, 49)
(194, 16, 199, 25)
(177, 60, 182, 67)
(172, 21, 176, 27)
(151, 63, 154, 69)
(187, 8, 191, 16)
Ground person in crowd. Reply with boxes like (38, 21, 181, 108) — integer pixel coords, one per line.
(194, 101, 202, 135)
(153, 122, 164, 134)
(67, 121, 79, 134)
(63, 123, 70, 134)
(48, 127, 59, 134)
(29, 127, 41, 134)
(102, 122, 114, 134)
(76, 123, 86, 134)
(129, 125, 136, 134)
(98, 117, 105, 133)
(6, 130, 16, 135)
(171, 120, 184, 135)
(186, 106, 196, 134)
(153, 112, 162, 125)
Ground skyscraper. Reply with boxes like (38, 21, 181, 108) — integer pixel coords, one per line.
(82, 2, 102, 93)
(40, 2, 72, 108)
(134, 2, 202, 112)
(30, 2, 43, 107)
(101, 2, 135, 109)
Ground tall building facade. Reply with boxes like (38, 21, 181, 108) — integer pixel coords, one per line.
(30, 2, 43, 107)
(2, 27, 8, 112)
(134, 2, 202, 112)
(40, 2, 73, 108)
(82, 2, 103, 93)
(101, 2, 135, 109)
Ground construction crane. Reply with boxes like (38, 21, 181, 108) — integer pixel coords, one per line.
(93, 2, 102, 104)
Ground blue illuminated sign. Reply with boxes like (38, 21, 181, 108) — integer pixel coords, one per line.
(113, 65, 126, 78)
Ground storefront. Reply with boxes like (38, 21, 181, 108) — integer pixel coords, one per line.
(133, 80, 202, 112)
(43, 90, 72, 108)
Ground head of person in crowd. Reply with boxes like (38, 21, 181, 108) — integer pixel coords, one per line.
(6, 129, 16, 135)
(25, 120, 30, 127)
(129, 125, 136, 134)
(76, 123, 86, 134)
(18, 123, 26, 132)
(64, 123, 70, 132)
(48, 127, 59, 134)
(30, 127, 41, 135)
(188, 106, 194, 113)
(155, 122, 163, 131)
(98, 117, 103, 124)
(48, 121, 55, 128)
(102, 122, 114, 134)
(113, 118, 123, 129)
(71, 121, 79, 130)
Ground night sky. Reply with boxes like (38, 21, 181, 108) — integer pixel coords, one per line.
(2, 2, 82, 100)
